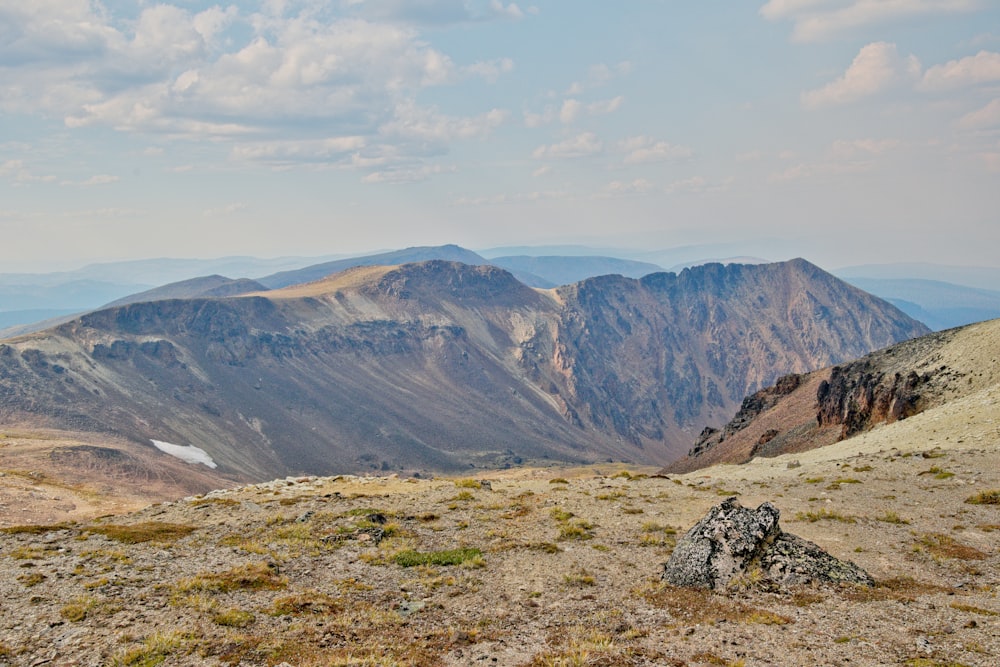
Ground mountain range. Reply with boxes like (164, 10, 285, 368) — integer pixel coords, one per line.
(3, 245, 998, 336)
(0, 257, 926, 482)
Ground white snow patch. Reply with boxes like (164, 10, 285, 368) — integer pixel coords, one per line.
(151, 440, 217, 469)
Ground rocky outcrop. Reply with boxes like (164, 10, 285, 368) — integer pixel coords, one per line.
(687, 373, 802, 458)
(661, 498, 873, 590)
(817, 363, 931, 439)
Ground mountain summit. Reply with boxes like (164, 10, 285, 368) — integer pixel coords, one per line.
(0, 259, 927, 480)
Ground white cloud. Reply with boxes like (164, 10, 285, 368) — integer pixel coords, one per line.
(232, 137, 368, 164)
(559, 99, 581, 124)
(61, 174, 120, 186)
(588, 96, 623, 115)
(532, 132, 603, 160)
(920, 50, 1000, 91)
(619, 136, 693, 164)
(0, 2, 515, 176)
(363, 164, 454, 184)
(958, 98, 1000, 129)
(0, 159, 56, 184)
(380, 104, 508, 142)
(830, 138, 901, 157)
(761, 0, 981, 43)
(802, 42, 920, 109)
(602, 178, 657, 197)
(463, 57, 514, 83)
(566, 61, 632, 95)
(203, 202, 248, 216)
(532, 165, 552, 177)
(451, 189, 568, 206)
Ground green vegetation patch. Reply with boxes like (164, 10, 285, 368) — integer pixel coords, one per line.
(965, 489, 1000, 505)
(87, 522, 195, 544)
(795, 508, 856, 523)
(393, 547, 482, 568)
(0, 522, 75, 535)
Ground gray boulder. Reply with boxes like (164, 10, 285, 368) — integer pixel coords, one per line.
(662, 497, 873, 590)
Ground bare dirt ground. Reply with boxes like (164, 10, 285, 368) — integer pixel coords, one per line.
(0, 425, 997, 666)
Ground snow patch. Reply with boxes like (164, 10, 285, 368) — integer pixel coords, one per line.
(151, 440, 217, 469)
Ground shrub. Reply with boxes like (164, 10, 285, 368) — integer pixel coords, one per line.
(965, 489, 1000, 505)
(393, 548, 483, 568)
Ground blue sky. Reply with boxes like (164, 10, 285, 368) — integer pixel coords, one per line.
(1, 1, 999, 271)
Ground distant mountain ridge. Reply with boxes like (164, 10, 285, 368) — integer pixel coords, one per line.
(0, 258, 927, 480)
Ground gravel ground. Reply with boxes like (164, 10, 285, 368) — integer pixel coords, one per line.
(0, 428, 997, 667)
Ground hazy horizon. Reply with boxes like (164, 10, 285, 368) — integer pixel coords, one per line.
(2, 2, 999, 272)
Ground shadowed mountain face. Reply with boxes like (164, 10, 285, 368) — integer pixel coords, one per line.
(0, 259, 928, 480)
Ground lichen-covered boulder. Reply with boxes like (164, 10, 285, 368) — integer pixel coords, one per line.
(661, 497, 873, 590)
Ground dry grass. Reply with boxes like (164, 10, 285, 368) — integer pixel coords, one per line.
(794, 508, 856, 523)
(964, 489, 1000, 505)
(915, 533, 988, 561)
(172, 561, 287, 595)
(640, 582, 792, 626)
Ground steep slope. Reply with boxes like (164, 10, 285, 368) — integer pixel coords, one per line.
(0, 259, 928, 480)
(103, 275, 269, 308)
(665, 317, 1000, 473)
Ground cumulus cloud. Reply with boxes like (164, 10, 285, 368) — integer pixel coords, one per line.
(0, 2, 518, 180)
(588, 96, 624, 115)
(532, 132, 603, 160)
(761, 0, 981, 43)
(619, 136, 693, 164)
(958, 98, 1000, 129)
(380, 104, 509, 142)
(61, 174, 120, 186)
(602, 178, 657, 197)
(830, 138, 901, 157)
(802, 42, 920, 109)
(559, 99, 582, 124)
(343, 0, 528, 25)
(0, 159, 56, 184)
(363, 164, 455, 184)
(920, 50, 1000, 90)
(524, 96, 623, 128)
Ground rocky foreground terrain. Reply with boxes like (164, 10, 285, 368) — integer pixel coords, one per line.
(0, 421, 997, 666)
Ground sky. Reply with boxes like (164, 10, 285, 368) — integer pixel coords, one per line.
(1, 0, 999, 272)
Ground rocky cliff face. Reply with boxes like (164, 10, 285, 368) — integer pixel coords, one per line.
(0, 259, 929, 480)
(665, 319, 1000, 473)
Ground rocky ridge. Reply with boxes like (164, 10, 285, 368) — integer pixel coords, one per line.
(0, 259, 928, 481)
(667, 318, 1000, 473)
